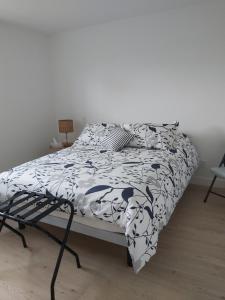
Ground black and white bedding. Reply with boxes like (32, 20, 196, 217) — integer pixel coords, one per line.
(0, 133, 198, 272)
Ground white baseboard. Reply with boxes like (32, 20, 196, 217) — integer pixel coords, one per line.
(191, 175, 225, 188)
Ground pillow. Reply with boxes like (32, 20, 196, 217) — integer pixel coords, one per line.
(101, 127, 134, 151)
(77, 123, 117, 146)
(145, 122, 179, 149)
(121, 123, 147, 148)
(121, 122, 179, 149)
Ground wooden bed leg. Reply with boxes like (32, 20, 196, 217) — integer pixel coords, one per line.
(127, 248, 133, 267)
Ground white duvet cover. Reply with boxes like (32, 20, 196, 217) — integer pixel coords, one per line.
(0, 134, 198, 272)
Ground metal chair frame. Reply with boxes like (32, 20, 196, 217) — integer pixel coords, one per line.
(204, 154, 225, 203)
(0, 190, 81, 300)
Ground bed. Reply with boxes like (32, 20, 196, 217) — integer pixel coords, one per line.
(0, 124, 199, 272)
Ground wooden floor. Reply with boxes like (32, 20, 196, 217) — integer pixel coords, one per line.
(1, 185, 225, 300)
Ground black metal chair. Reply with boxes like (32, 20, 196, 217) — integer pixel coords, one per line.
(204, 154, 225, 202)
(0, 190, 81, 300)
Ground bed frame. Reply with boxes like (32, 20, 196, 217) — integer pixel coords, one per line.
(40, 214, 133, 267)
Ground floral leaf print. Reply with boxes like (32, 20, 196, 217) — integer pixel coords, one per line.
(85, 185, 111, 195)
(144, 206, 154, 219)
(121, 187, 134, 202)
(146, 186, 154, 202)
(151, 163, 160, 170)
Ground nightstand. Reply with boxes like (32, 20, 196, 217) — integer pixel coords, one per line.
(49, 142, 73, 154)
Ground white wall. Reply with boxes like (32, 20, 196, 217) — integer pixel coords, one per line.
(51, 2, 225, 185)
(0, 22, 55, 171)
(1, 3, 222, 184)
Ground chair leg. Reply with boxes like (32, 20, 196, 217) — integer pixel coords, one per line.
(204, 176, 217, 203)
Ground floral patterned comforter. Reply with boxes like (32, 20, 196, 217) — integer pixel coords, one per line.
(0, 134, 198, 272)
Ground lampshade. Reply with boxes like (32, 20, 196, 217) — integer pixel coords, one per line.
(58, 119, 74, 133)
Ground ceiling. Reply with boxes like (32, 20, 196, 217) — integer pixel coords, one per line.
(0, 0, 210, 33)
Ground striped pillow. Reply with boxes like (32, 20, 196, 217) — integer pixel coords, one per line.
(101, 127, 134, 151)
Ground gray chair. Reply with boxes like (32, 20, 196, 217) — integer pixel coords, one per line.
(204, 154, 225, 202)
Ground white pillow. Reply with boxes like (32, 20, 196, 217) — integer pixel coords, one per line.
(146, 122, 179, 149)
(77, 123, 117, 146)
(121, 123, 148, 148)
(121, 122, 179, 149)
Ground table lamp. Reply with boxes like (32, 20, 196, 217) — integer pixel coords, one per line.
(58, 119, 74, 147)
